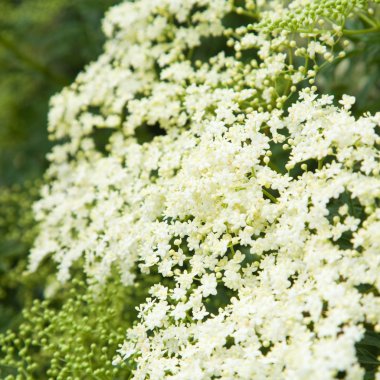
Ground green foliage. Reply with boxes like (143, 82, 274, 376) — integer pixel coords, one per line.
(0, 182, 43, 332)
(357, 330, 380, 380)
(0, 0, 119, 185)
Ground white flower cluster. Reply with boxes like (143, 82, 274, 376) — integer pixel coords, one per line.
(29, 0, 380, 379)
(115, 89, 380, 379)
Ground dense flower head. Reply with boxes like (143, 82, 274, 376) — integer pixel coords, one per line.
(10, 0, 380, 379)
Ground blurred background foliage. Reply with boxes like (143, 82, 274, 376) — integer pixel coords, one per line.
(0, 0, 120, 186)
(317, 26, 380, 116)
(0, 0, 120, 333)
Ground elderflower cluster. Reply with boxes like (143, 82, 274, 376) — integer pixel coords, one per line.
(115, 89, 380, 379)
(26, 0, 380, 379)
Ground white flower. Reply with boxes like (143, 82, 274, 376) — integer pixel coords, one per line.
(200, 273, 218, 297)
(307, 41, 327, 59)
(339, 94, 356, 110)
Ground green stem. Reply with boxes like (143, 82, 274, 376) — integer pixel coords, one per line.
(343, 26, 380, 35)
(0, 34, 68, 86)
(287, 26, 379, 36)
(250, 166, 278, 203)
(262, 188, 278, 203)
(288, 47, 294, 66)
(187, 48, 194, 61)
(358, 13, 378, 28)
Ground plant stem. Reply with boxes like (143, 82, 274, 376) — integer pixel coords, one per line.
(343, 27, 380, 35)
(358, 13, 378, 28)
(262, 188, 278, 203)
